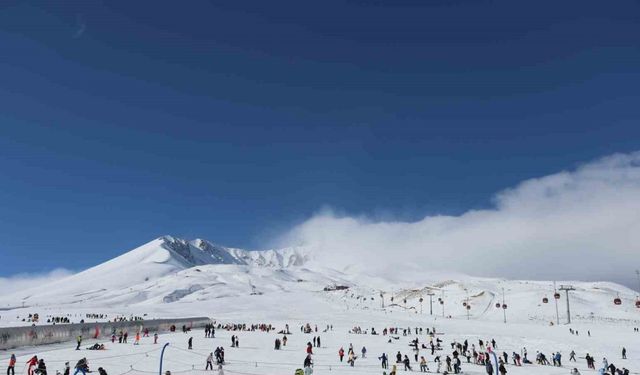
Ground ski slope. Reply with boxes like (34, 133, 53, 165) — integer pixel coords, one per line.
(1, 235, 639, 374)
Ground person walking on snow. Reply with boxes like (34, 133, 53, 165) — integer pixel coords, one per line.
(206, 353, 214, 370)
(76, 335, 82, 350)
(338, 347, 345, 362)
(26, 356, 38, 375)
(7, 354, 16, 375)
(379, 353, 388, 369)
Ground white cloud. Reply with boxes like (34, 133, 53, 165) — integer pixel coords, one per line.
(0, 269, 74, 296)
(279, 152, 640, 287)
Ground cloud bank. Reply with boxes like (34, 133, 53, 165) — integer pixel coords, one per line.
(0, 269, 74, 296)
(280, 152, 640, 287)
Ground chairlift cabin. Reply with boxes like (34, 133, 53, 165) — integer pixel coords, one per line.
(466, 305, 471, 310)
(495, 303, 501, 308)
(502, 304, 507, 309)
(635, 299, 640, 308)
(614, 297, 622, 305)
(554, 292, 561, 300)
(542, 297, 549, 304)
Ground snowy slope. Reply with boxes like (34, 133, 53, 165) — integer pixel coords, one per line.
(1, 235, 639, 328)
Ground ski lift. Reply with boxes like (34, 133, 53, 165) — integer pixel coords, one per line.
(554, 292, 561, 300)
(614, 297, 622, 305)
(463, 302, 467, 307)
(495, 303, 501, 308)
(439, 300, 444, 305)
(502, 304, 507, 310)
(542, 297, 549, 304)
(466, 305, 471, 310)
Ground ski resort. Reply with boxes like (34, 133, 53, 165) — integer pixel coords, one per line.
(1, 237, 639, 375)
(2, 1, 640, 375)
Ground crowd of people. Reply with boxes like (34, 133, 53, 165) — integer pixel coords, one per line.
(5, 320, 635, 375)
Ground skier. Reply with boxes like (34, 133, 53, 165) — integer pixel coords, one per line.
(188, 337, 193, 350)
(76, 335, 82, 350)
(338, 347, 345, 362)
(570, 350, 576, 362)
(361, 346, 367, 358)
(97, 368, 107, 375)
(154, 333, 158, 344)
(134, 332, 140, 345)
(622, 347, 626, 359)
(7, 354, 16, 375)
(63, 362, 70, 375)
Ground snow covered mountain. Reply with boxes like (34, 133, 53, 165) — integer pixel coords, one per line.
(1, 235, 639, 327)
(0, 236, 310, 309)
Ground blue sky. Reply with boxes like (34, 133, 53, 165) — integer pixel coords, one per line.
(1, 0, 640, 276)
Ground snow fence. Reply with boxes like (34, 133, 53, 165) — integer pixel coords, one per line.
(0, 317, 211, 350)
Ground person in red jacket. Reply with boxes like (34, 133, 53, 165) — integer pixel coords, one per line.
(306, 342, 313, 355)
(339, 347, 345, 362)
(26, 356, 38, 375)
(7, 354, 16, 375)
